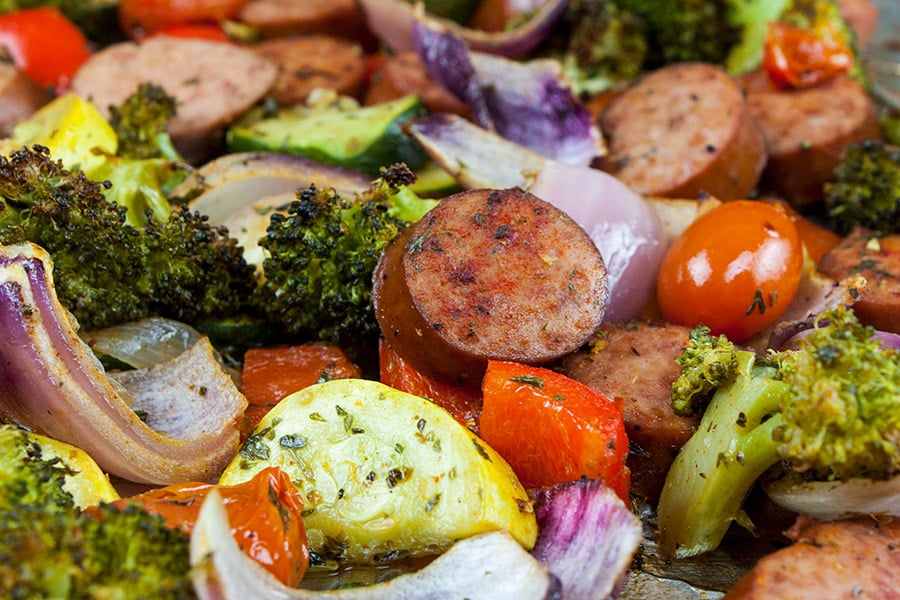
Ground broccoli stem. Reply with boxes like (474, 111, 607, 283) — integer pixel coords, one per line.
(657, 351, 789, 558)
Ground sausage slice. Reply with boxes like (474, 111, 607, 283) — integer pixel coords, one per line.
(598, 62, 766, 201)
(374, 188, 608, 386)
(251, 35, 367, 106)
(72, 37, 277, 164)
(743, 72, 882, 207)
(818, 227, 900, 333)
(562, 321, 699, 500)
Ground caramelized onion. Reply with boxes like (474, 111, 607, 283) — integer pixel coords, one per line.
(0, 243, 247, 484)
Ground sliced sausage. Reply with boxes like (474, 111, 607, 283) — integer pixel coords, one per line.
(724, 516, 900, 599)
(562, 321, 699, 501)
(743, 72, 882, 207)
(364, 51, 471, 117)
(238, 0, 376, 48)
(373, 188, 608, 386)
(72, 37, 277, 165)
(818, 227, 900, 333)
(598, 62, 766, 201)
(0, 63, 50, 137)
(251, 35, 367, 106)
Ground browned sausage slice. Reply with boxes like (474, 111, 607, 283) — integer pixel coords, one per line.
(251, 35, 367, 106)
(0, 63, 50, 137)
(364, 51, 471, 117)
(71, 37, 277, 164)
(373, 188, 608, 386)
(562, 321, 699, 501)
(598, 62, 766, 201)
(724, 516, 900, 599)
(238, 0, 374, 46)
(744, 72, 882, 207)
(818, 227, 900, 334)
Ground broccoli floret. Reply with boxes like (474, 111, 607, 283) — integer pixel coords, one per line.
(553, 0, 649, 95)
(619, 0, 737, 68)
(0, 426, 76, 515)
(671, 324, 738, 417)
(547, 0, 735, 95)
(108, 82, 182, 162)
(0, 425, 188, 598)
(657, 305, 900, 557)
(0, 502, 195, 599)
(253, 165, 415, 359)
(823, 140, 900, 236)
(0, 145, 256, 331)
(144, 205, 258, 325)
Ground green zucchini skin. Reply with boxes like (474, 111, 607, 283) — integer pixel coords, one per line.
(226, 96, 429, 176)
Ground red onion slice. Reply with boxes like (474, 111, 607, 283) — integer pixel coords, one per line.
(191, 489, 561, 599)
(531, 478, 643, 600)
(413, 19, 602, 166)
(406, 113, 667, 322)
(0, 243, 247, 484)
(358, 0, 568, 58)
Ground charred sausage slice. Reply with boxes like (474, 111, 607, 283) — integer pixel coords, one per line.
(743, 72, 882, 207)
(373, 188, 608, 386)
(71, 37, 277, 165)
(562, 321, 699, 500)
(818, 227, 900, 334)
(598, 62, 766, 201)
(251, 35, 367, 106)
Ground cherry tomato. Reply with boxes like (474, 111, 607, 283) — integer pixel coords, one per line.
(240, 343, 360, 435)
(379, 339, 483, 434)
(656, 200, 804, 343)
(119, 466, 310, 586)
(479, 360, 630, 501)
(0, 7, 91, 92)
(118, 0, 248, 38)
(762, 21, 853, 90)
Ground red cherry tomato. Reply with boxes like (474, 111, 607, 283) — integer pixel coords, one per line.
(118, 466, 310, 587)
(379, 338, 483, 435)
(118, 0, 248, 38)
(656, 200, 804, 343)
(479, 360, 630, 501)
(0, 7, 91, 92)
(762, 21, 853, 90)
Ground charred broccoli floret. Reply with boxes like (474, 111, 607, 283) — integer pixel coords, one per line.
(823, 140, 900, 236)
(0, 501, 195, 599)
(108, 82, 182, 162)
(0, 145, 255, 331)
(0, 425, 189, 598)
(253, 165, 416, 359)
(658, 305, 900, 557)
(549, 0, 735, 94)
(671, 324, 738, 417)
(555, 0, 649, 95)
